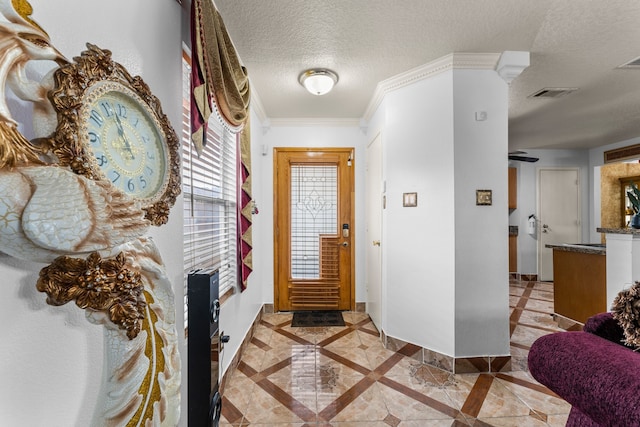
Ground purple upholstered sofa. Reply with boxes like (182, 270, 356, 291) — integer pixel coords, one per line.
(528, 312, 640, 426)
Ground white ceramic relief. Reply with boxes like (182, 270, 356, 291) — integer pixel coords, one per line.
(0, 1, 182, 425)
(0, 166, 149, 262)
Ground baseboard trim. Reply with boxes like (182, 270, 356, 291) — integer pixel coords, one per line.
(381, 330, 511, 374)
(509, 273, 539, 282)
(219, 307, 263, 394)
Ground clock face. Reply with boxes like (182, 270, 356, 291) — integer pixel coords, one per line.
(48, 45, 181, 226)
(83, 82, 168, 201)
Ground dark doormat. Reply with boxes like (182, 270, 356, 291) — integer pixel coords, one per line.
(291, 311, 345, 327)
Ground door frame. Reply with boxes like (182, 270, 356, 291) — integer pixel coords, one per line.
(273, 147, 355, 312)
(365, 133, 383, 330)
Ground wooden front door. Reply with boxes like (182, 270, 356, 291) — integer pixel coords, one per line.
(274, 148, 354, 311)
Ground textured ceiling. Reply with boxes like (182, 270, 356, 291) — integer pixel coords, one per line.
(214, 0, 640, 151)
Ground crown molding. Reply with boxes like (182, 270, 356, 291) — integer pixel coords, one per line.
(249, 52, 517, 127)
(268, 117, 362, 127)
(249, 81, 268, 124)
(248, 84, 361, 129)
(362, 52, 502, 121)
(496, 51, 530, 84)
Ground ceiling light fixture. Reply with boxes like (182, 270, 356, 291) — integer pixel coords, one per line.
(299, 68, 338, 95)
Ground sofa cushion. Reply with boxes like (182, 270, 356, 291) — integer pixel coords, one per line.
(529, 331, 640, 426)
(583, 312, 625, 345)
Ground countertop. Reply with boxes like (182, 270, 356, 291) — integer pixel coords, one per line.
(597, 227, 640, 235)
(546, 243, 606, 255)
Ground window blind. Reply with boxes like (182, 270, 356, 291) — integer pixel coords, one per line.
(182, 54, 238, 329)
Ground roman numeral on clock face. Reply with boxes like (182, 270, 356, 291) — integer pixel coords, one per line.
(89, 109, 104, 127)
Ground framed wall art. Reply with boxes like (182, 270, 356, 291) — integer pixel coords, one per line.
(476, 189, 492, 206)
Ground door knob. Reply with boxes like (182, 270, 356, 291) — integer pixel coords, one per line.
(373, 240, 381, 246)
(341, 241, 349, 247)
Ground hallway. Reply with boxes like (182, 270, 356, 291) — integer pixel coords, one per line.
(220, 280, 575, 426)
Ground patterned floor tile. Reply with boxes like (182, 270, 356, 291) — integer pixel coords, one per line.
(364, 344, 402, 372)
(475, 415, 549, 426)
(357, 328, 384, 348)
(242, 378, 314, 424)
(317, 346, 373, 374)
(377, 376, 460, 421)
(508, 345, 532, 372)
(219, 280, 572, 426)
(267, 364, 319, 412)
(519, 298, 554, 313)
(547, 413, 571, 426)
(517, 310, 560, 329)
(316, 371, 368, 416)
(219, 368, 256, 416)
(322, 330, 364, 349)
(495, 371, 571, 417)
(253, 323, 275, 343)
(319, 422, 390, 427)
(321, 381, 390, 423)
(396, 421, 456, 427)
(529, 289, 554, 301)
(441, 373, 533, 419)
(510, 324, 555, 348)
(380, 384, 454, 423)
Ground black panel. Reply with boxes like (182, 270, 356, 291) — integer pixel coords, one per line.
(187, 269, 220, 427)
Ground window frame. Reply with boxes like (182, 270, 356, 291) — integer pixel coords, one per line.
(182, 52, 238, 331)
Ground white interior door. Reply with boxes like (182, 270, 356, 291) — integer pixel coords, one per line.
(366, 134, 382, 330)
(538, 168, 581, 281)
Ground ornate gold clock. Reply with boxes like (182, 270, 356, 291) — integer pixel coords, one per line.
(47, 43, 180, 226)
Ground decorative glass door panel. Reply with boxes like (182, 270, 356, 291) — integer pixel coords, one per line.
(290, 165, 337, 279)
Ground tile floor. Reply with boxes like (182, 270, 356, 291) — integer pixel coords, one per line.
(220, 280, 578, 426)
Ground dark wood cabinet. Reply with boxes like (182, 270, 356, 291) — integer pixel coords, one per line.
(508, 167, 517, 210)
(552, 249, 606, 324)
(509, 235, 517, 272)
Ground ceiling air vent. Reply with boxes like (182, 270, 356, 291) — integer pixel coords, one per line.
(528, 87, 578, 99)
(617, 56, 640, 69)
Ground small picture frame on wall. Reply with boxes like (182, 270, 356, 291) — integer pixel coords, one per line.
(476, 190, 492, 206)
(403, 192, 417, 207)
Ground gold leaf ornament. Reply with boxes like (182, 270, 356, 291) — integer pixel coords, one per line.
(37, 251, 147, 339)
(10, 0, 46, 35)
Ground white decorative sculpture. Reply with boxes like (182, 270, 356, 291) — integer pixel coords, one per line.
(0, 1, 182, 425)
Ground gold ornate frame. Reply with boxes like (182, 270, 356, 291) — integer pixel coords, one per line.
(476, 189, 493, 206)
(47, 43, 181, 226)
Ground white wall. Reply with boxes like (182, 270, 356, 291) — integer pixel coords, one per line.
(382, 72, 457, 355)
(0, 1, 184, 426)
(453, 69, 509, 356)
(374, 65, 511, 358)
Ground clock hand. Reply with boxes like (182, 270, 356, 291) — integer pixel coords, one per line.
(113, 114, 135, 160)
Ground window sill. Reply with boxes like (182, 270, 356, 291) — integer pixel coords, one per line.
(219, 285, 236, 306)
